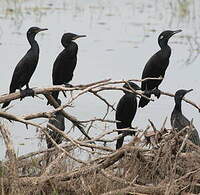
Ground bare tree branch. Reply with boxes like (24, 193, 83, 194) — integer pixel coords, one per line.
(0, 123, 17, 177)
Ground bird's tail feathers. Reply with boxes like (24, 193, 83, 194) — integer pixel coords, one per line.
(189, 129, 200, 146)
(116, 136, 125, 149)
(2, 88, 16, 109)
(47, 91, 59, 105)
(139, 94, 151, 108)
(2, 101, 11, 109)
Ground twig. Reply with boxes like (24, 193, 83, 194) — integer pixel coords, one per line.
(148, 119, 157, 132)
(42, 152, 66, 176)
(89, 90, 116, 111)
(44, 94, 92, 140)
(43, 128, 87, 165)
(0, 79, 111, 104)
(0, 78, 199, 112)
(101, 185, 164, 195)
(160, 90, 200, 111)
(47, 123, 114, 152)
(160, 117, 168, 133)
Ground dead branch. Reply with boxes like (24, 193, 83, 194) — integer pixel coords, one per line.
(0, 78, 199, 113)
(160, 90, 200, 111)
(47, 123, 114, 152)
(43, 128, 87, 165)
(0, 78, 200, 194)
(44, 94, 92, 140)
(0, 123, 19, 194)
(0, 123, 17, 177)
(0, 79, 111, 104)
(90, 90, 116, 111)
(101, 185, 165, 195)
(42, 152, 66, 176)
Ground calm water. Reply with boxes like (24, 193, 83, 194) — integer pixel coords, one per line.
(0, 0, 200, 159)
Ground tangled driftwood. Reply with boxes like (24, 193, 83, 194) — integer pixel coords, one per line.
(0, 78, 200, 194)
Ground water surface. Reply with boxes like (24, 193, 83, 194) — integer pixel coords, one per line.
(0, 0, 200, 158)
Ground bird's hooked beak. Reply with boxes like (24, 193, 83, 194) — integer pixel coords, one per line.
(72, 34, 87, 40)
(172, 29, 182, 35)
(37, 28, 48, 33)
(186, 89, 193, 94)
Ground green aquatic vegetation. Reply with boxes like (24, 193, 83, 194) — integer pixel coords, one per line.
(177, 0, 191, 17)
(1, 0, 52, 20)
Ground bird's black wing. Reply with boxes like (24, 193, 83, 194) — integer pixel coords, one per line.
(178, 114, 200, 146)
(141, 51, 166, 91)
(116, 94, 137, 128)
(171, 111, 200, 146)
(52, 50, 65, 85)
(139, 51, 169, 108)
(9, 49, 38, 92)
(171, 110, 189, 131)
(115, 94, 137, 149)
(52, 43, 78, 85)
(52, 50, 77, 101)
(189, 125, 200, 146)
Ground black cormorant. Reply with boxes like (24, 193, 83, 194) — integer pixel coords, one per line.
(51, 33, 86, 103)
(171, 89, 200, 147)
(2, 27, 47, 108)
(46, 99, 65, 148)
(116, 82, 140, 149)
(139, 30, 182, 108)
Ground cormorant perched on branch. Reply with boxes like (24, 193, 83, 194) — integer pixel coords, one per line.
(2, 27, 47, 108)
(139, 30, 182, 108)
(46, 99, 65, 149)
(116, 82, 140, 149)
(171, 89, 200, 147)
(51, 33, 86, 103)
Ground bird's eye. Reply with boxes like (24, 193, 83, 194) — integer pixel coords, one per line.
(159, 35, 164, 40)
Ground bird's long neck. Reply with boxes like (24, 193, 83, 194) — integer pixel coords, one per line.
(174, 98, 182, 113)
(27, 34, 39, 52)
(158, 38, 170, 49)
(159, 41, 171, 59)
(63, 41, 78, 57)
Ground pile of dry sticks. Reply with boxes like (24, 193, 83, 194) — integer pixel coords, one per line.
(0, 78, 200, 195)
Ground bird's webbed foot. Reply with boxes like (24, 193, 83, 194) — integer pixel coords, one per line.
(151, 88, 161, 99)
(20, 88, 35, 101)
